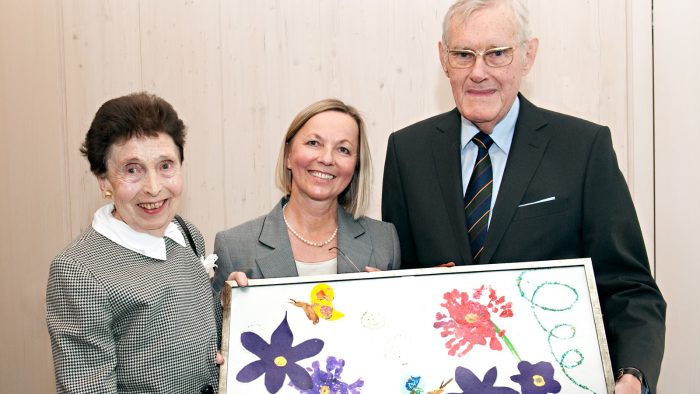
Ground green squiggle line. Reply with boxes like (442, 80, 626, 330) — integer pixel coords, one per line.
(517, 271, 596, 393)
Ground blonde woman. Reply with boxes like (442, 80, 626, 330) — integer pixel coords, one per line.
(212, 99, 400, 290)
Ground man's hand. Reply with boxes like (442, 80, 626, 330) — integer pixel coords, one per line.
(614, 374, 642, 394)
(435, 261, 456, 268)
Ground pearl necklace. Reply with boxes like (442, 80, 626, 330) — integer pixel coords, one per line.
(282, 204, 338, 247)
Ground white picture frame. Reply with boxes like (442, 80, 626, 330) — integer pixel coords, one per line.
(219, 258, 614, 393)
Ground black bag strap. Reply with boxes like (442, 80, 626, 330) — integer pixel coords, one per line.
(174, 215, 198, 256)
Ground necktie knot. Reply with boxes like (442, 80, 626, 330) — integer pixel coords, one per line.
(472, 132, 494, 151)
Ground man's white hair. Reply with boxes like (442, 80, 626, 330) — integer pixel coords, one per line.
(441, 0, 532, 47)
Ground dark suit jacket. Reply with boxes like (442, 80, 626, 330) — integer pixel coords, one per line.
(212, 198, 401, 293)
(382, 94, 666, 391)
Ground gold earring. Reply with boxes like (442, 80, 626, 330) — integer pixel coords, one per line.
(104, 190, 112, 198)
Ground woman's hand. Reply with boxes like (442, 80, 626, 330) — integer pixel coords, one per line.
(364, 266, 381, 272)
(226, 271, 249, 287)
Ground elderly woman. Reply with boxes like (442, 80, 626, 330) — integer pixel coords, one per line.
(46, 93, 219, 393)
(212, 98, 400, 291)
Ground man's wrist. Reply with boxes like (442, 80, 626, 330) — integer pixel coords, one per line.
(615, 367, 643, 384)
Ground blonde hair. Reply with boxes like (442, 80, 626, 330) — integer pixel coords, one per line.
(275, 99, 371, 219)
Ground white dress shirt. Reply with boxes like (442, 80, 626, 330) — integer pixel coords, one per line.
(460, 97, 519, 227)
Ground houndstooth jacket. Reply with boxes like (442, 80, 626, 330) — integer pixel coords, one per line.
(46, 216, 220, 393)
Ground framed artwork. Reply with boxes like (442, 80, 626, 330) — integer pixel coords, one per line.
(219, 258, 614, 394)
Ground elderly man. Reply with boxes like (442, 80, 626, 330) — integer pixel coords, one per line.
(381, 0, 665, 393)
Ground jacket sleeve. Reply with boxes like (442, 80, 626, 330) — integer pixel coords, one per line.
(582, 127, 666, 392)
(382, 132, 417, 268)
(46, 256, 117, 393)
(212, 231, 233, 294)
(388, 223, 401, 270)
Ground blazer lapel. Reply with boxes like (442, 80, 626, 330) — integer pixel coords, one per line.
(431, 109, 474, 265)
(336, 207, 371, 274)
(256, 201, 299, 278)
(481, 95, 551, 264)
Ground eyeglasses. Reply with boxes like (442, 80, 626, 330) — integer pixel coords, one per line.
(445, 46, 515, 69)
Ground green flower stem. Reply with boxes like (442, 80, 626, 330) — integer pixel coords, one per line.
(491, 320, 521, 361)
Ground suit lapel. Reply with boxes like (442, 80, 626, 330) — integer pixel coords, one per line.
(336, 207, 371, 274)
(431, 109, 474, 266)
(481, 96, 550, 264)
(256, 201, 299, 278)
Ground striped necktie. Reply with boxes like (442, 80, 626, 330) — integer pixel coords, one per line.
(464, 132, 495, 262)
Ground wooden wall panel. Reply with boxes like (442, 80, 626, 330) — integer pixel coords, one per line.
(654, 0, 700, 391)
(0, 0, 67, 391)
(527, 1, 629, 173)
(0, 0, 658, 389)
(220, 0, 454, 222)
(61, 0, 142, 237)
(139, 0, 226, 251)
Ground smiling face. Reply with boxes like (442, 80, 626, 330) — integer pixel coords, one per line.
(439, 1, 538, 133)
(285, 110, 359, 206)
(97, 133, 183, 237)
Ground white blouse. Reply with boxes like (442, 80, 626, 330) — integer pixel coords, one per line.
(295, 257, 338, 276)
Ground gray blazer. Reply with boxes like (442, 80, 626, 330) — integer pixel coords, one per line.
(212, 198, 400, 292)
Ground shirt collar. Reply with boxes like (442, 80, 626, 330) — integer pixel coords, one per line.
(92, 203, 186, 260)
(460, 96, 520, 154)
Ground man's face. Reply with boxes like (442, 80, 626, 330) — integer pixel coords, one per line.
(439, 2, 538, 133)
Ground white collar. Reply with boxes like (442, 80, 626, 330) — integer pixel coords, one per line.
(460, 96, 519, 154)
(92, 203, 186, 260)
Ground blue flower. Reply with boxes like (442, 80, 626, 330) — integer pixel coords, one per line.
(292, 356, 364, 394)
(449, 366, 517, 394)
(510, 361, 561, 394)
(405, 376, 422, 391)
(237, 313, 324, 393)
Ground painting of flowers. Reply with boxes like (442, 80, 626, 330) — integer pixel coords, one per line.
(222, 260, 612, 393)
(433, 287, 516, 357)
(510, 361, 561, 394)
(448, 366, 517, 394)
(237, 313, 324, 393)
(292, 356, 363, 394)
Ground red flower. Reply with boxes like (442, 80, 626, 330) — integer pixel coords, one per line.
(434, 288, 514, 357)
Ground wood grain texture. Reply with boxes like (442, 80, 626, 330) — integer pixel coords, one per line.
(0, 0, 662, 390)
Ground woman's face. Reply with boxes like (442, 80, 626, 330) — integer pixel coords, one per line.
(286, 111, 359, 205)
(98, 133, 183, 237)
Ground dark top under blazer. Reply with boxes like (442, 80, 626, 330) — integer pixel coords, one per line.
(382, 94, 666, 392)
(212, 198, 401, 292)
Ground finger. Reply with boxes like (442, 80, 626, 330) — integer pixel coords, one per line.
(435, 261, 456, 268)
(215, 352, 225, 365)
(364, 266, 381, 272)
(227, 271, 249, 287)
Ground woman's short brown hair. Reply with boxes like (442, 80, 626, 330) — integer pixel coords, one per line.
(80, 92, 186, 177)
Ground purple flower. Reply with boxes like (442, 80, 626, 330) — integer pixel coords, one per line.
(237, 313, 324, 393)
(510, 361, 561, 394)
(449, 366, 517, 394)
(293, 356, 364, 394)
